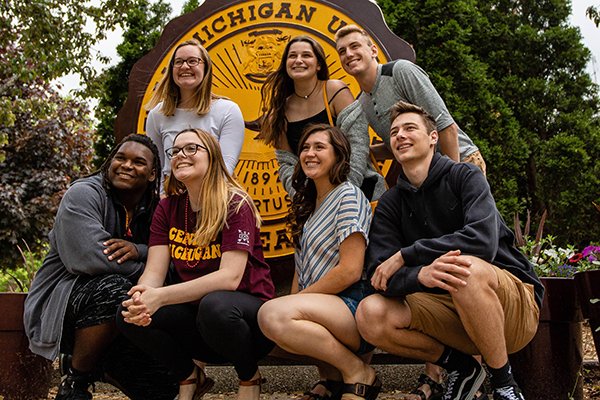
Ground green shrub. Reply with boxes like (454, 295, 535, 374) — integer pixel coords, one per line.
(0, 241, 48, 292)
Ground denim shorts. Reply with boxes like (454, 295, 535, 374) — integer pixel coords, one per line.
(338, 280, 375, 354)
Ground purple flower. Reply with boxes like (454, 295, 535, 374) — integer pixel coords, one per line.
(582, 245, 600, 262)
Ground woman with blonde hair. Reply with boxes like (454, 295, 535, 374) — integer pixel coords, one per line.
(259, 35, 385, 201)
(117, 128, 274, 400)
(146, 39, 244, 195)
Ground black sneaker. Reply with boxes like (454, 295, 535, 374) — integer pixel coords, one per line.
(443, 361, 486, 400)
(55, 372, 94, 400)
(492, 385, 525, 400)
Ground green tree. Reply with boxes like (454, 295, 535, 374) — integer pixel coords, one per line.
(377, 0, 600, 245)
(0, 43, 94, 267)
(588, 5, 600, 27)
(182, 0, 201, 14)
(93, 0, 171, 166)
(0, 1, 130, 266)
(0, 0, 140, 95)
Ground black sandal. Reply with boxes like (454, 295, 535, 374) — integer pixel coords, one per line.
(302, 380, 331, 400)
(341, 375, 382, 400)
(409, 374, 443, 400)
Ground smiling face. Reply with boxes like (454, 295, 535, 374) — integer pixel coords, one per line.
(299, 130, 336, 184)
(170, 130, 210, 185)
(285, 41, 321, 81)
(172, 44, 205, 92)
(107, 141, 156, 193)
(336, 31, 378, 78)
(390, 112, 438, 164)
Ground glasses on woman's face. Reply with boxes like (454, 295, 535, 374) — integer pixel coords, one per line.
(165, 143, 207, 159)
(172, 57, 204, 68)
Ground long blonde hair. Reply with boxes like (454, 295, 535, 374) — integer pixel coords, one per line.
(165, 129, 260, 247)
(146, 39, 220, 116)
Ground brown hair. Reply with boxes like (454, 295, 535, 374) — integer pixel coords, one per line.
(288, 123, 351, 246)
(146, 39, 221, 116)
(389, 101, 437, 133)
(258, 36, 330, 147)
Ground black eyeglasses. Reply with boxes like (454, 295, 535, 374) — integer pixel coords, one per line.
(173, 57, 204, 68)
(165, 144, 207, 159)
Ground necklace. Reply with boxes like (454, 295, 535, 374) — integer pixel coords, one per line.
(184, 194, 201, 268)
(316, 185, 336, 205)
(294, 80, 319, 99)
(124, 209, 132, 238)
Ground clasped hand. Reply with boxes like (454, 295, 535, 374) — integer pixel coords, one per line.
(121, 285, 160, 327)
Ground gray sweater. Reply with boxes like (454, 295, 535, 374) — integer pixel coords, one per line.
(23, 175, 150, 360)
(358, 60, 479, 160)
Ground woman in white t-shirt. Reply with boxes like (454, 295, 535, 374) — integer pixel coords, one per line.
(145, 39, 244, 196)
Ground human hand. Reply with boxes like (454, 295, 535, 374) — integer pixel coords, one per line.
(121, 285, 160, 326)
(417, 250, 471, 292)
(371, 250, 404, 291)
(103, 239, 139, 264)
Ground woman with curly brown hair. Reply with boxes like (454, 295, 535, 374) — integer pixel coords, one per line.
(258, 124, 381, 400)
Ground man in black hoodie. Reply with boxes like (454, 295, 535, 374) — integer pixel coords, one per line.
(355, 102, 543, 400)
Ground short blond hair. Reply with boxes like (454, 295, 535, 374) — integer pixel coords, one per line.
(334, 25, 373, 46)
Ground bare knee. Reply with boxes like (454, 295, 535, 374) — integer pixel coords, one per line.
(356, 294, 394, 345)
(257, 299, 292, 341)
(451, 256, 498, 302)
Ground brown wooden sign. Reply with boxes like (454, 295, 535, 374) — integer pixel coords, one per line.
(116, 0, 414, 259)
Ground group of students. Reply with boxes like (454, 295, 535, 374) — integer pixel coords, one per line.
(23, 25, 542, 400)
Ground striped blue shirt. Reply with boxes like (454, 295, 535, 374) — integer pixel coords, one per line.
(296, 182, 372, 289)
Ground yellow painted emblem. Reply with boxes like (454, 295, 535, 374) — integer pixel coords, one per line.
(137, 1, 393, 258)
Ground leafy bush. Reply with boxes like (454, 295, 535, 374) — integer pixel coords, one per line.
(0, 241, 48, 292)
(0, 42, 94, 268)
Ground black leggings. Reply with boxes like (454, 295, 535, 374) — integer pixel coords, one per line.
(116, 290, 274, 381)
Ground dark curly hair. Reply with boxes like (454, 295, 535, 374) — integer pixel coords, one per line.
(96, 134, 161, 223)
(288, 123, 351, 247)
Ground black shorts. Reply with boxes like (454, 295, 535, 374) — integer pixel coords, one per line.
(60, 274, 132, 353)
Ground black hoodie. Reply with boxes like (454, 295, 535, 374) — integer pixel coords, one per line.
(365, 153, 544, 308)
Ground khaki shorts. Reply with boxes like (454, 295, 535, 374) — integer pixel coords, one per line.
(405, 266, 539, 355)
(462, 150, 487, 176)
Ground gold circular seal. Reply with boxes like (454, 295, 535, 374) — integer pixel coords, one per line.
(132, 1, 412, 258)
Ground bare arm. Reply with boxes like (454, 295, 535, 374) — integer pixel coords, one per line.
(300, 232, 366, 294)
(123, 250, 248, 325)
(438, 123, 460, 161)
(327, 80, 354, 117)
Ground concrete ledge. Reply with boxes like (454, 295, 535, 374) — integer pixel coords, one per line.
(206, 364, 425, 393)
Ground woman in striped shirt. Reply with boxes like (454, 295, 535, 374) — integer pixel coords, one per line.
(258, 124, 381, 400)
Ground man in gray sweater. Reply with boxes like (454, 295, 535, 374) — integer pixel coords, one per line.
(335, 25, 486, 175)
(24, 134, 175, 399)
